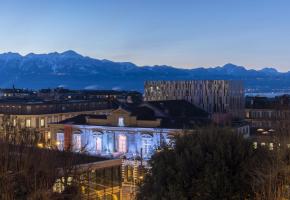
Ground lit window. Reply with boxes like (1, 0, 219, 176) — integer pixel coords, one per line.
(96, 136, 102, 153)
(142, 135, 153, 157)
(118, 134, 127, 153)
(118, 117, 125, 127)
(253, 142, 258, 149)
(40, 119, 45, 127)
(47, 131, 51, 140)
(26, 119, 31, 127)
(269, 143, 274, 150)
(56, 132, 64, 150)
(72, 134, 81, 152)
(53, 178, 65, 193)
(261, 142, 266, 146)
(125, 166, 134, 182)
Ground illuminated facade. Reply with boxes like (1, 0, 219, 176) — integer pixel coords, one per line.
(50, 107, 181, 160)
(144, 80, 245, 120)
(50, 100, 209, 159)
(54, 125, 175, 159)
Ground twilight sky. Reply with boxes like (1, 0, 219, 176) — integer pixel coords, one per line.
(0, 0, 290, 71)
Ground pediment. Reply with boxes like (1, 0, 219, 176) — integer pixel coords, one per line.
(111, 107, 131, 115)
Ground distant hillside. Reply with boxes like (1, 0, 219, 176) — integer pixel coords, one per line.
(0, 50, 290, 92)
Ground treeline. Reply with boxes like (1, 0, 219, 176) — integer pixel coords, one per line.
(137, 128, 290, 200)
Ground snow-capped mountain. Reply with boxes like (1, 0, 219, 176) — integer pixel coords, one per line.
(0, 50, 289, 92)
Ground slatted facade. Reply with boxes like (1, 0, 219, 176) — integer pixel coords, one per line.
(144, 80, 244, 119)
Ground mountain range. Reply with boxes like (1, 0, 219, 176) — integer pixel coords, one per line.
(0, 50, 289, 92)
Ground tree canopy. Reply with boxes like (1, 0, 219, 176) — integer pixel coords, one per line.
(137, 128, 285, 200)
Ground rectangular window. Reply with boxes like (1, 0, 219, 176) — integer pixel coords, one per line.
(253, 142, 258, 149)
(72, 134, 81, 152)
(47, 131, 51, 140)
(269, 143, 274, 150)
(96, 137, 102, 153)
(26, 119, 31, 128)
(118, 117, 125, 127)
(142, 136, 153, 157)
(246, 111, 250, 118)
(142, 140, 150, 155)
(56, 132, 64, 150)
(118, 134, 127, 153)
(40, 119, 45, 127)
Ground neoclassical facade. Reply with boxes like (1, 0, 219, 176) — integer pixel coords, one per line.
(50, 107, 182, 160)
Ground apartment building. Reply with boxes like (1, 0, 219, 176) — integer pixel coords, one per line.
(0, 98, 115, 143)
(245, 95, 290, 134)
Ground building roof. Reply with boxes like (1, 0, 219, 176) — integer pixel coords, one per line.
(144, 100, 209, 118)
(0, 97, 109, 105)
(246, 95, 290, 109)
(56, 100, 210, 129)
(131, 106, 156, 120)
(0, 88, 34, 94)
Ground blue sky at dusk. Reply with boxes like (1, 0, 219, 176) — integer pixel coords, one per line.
(0, 0, 290, 71)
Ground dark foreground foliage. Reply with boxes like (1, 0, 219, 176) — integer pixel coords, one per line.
(0, 142, 105, 200)
(137, 128, 289, 200)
